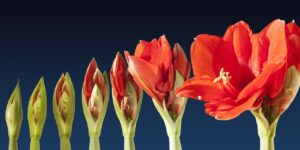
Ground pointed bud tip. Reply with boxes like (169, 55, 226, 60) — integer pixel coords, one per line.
(90, 57, 98, 66)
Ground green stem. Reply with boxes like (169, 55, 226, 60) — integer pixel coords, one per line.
(9, 138, 18, 150)
(124, 135, 135, 150)
(89, 135, 100, 150)
(60, 136, 71, 150)
(259, 135, 275, 150)
(168, 133, 182, 150)
(30, 137, 40, 150)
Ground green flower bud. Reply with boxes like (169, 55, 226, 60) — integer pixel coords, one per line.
(6, 81, 23, 139)
(27, 77, 47, 150)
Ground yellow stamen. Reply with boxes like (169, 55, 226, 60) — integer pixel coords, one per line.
(213, 68, 232, 84)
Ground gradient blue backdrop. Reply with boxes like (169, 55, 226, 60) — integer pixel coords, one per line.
(0, 2, 299, 150)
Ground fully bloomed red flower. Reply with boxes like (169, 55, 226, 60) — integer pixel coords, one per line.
(125, 35, 190, 115)
(176, 20, 289, 120)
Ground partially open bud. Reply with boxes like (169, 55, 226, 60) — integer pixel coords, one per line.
(111, 52, 142, 150)
(82, 58, 109, 140)
(6, 81, 23, 139)
(27, 77, 47, 150)
(53, 72, 75, 137)
(111, 52, 142, 122)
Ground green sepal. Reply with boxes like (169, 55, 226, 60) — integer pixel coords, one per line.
(112, 82, 143, 137)
(152, 70, 187, 137)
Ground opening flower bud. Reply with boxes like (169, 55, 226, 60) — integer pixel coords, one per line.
(54, 73, 75, 123)
(110, 52, 141, 122)
(83, 58, 108, 122)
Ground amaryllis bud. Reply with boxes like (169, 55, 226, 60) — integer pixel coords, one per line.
(6, 81, 23, 150)
(83, 58, 107, 121)
(28, 77, 47, 150)
(53, 72, 75, 150)
(82, 58, 109, 150)
(111, 52, 142, 150)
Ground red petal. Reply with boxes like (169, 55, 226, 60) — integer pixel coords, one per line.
(223, 21, 252, 66)
(211, 90, 263, 120)
(176, 76, 230, 101)
(173, 43, 191, 79)
(287, 22, 300, 72)
(237, 62, 285, 101)
(191, 34, 222, 77)
(110, 52, 127, 104)
(56, 74, 65, 104)
(83, 58, 98, 102)
(125, 51, 165, 102)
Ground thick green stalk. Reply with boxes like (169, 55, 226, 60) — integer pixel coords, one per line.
(60, 136, 71, 150)
(168, 133, 182, 150)
(9, 138, 18, 150)
(124, 135, 135, 150)
(259, 135, 275, 150)
(89, 135, 100, 150)
(30, 137, 40, 150)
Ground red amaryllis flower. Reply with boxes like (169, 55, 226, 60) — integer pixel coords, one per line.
(125, 35, 190, 150)
(176, 20, 288, 120)
(125, 35, 190, 115)
(110, 52, 141, 120)
(83, 58, 107, 119)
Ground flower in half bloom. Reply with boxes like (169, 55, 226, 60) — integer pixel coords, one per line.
(125, 35, 190, 150)
(6, 81, 23, 150)
(53, 72, 75, 150)
(28, 77, 47, 150)
(82, 58, 109, 150)
(125, 35, 190, 119)
(110, 52, 143, 150)
(256, 21, 300, 124)
(176, 20, 288, 120)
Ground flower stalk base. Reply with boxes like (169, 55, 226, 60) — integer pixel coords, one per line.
(168, 133, 182, 150)
(124, 135, 135, 150)
(60, 136, 71, 150)
(89, 136, 100, 150)
(9, 138, 18, 150)
(30, 137, 40, 150)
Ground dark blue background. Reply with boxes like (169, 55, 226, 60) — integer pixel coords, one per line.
(0, 2, 299, 150)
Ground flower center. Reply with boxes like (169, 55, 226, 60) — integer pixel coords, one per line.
(213, 68, 232, 84)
